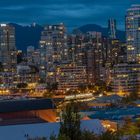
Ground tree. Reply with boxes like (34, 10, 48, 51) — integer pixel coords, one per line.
(46, 82, 58, 92)
(57, 134, 70, 140)
(78, 84, 87, 93)
(17, 83, 28, 88)
(129, 91, 138, 101)
(43, 91, 53, 98)
(66, 90, 79, 95)
(119, 118, 139, 136)
(80, 130, 97, 140)
(87, 84, 96, 92)
(99, 131, 119, 140)
(59, 101, 81, 140)
(95, 80, 107, 94)
(0, 62, 4, 72)
(135, 119, 140, 132)
(50, 134, 57, 140)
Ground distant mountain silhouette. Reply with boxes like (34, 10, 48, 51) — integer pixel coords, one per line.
(8, 23, 125, 52)
(9, 23, 43, 52)
(73, 24, 125, 42)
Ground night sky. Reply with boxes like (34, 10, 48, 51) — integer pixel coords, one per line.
(0, 0, 140, 30)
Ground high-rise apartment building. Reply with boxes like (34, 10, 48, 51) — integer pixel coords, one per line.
(111, 5, 140, 95)
(27, 46, 35, 65)
(86, 32, 104, 83)
(0, 24, 17, 72)
(112, 63, 140, 95)
(126, 5, 140, 62)
(108, 18, 117, 39)
(39, 23, 68, 82)
(56, 63, 87, 91)
(68, 32, 107, 84)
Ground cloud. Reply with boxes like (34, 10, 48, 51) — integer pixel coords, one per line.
(0, 0, 139, 30)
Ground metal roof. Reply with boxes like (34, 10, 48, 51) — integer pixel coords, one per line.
(0, 98, 55, 113)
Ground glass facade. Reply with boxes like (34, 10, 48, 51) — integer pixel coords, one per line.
(126, 5, 140, 62)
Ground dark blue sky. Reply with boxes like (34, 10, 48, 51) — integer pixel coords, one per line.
(0, 0, 140, 30)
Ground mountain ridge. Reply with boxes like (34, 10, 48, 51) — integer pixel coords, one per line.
(73, 24, 125, 42)
(8, 23, 125, 51)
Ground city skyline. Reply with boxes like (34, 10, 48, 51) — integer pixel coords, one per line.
(0, 0, 139, 30)
(0, 2, 140, 139)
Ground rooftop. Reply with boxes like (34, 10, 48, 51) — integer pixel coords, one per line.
(0, 120, 104, 140)
(0, 98, 55, 113)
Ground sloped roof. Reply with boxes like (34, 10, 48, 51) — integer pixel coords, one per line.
(0, 119, 104, 140)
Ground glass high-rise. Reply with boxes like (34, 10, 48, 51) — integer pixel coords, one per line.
(0, 24, 17, 72)
(126, 5, 140, 62)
